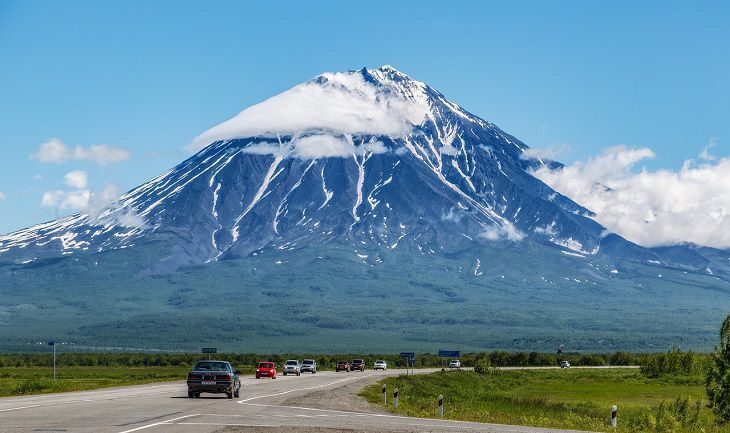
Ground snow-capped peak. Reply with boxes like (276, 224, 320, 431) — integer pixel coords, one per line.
(190, 66, 433, 152)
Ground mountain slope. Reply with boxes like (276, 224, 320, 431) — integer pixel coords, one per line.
(1, 66, 728, 351)
(2, 66, 623, 268)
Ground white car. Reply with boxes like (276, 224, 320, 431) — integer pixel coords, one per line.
(373, 360, 387, 370)
(560, 360, 570, 368)
(448, 359, 461, 369)
(282, 360, 301, 376)
(301, 359, 317, 374)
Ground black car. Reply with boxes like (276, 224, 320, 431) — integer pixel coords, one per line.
(187, 360, 241, 399)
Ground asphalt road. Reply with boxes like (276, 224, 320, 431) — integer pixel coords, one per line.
(0, 368, 598, 433)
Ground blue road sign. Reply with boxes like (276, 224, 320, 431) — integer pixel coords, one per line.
(438, 350, 460, 358)
(48, 341, 55, 346)
(399, 352, 415, 359)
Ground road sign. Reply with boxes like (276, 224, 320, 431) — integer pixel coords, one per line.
(399, 352, 415, 359)
(48, 341, 55, 346)
(202, 347, 217, 354)
(438, 350, 460, 358)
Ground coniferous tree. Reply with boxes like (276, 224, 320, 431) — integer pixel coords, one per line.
(707, 314, 730, 424)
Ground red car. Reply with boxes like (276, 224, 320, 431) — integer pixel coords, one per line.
(335, 360, 350, 372)
(256, 362, 277, 379)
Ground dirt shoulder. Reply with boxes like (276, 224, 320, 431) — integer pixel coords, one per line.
(281, 372, 388, 414)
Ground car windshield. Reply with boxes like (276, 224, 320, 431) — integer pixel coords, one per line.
(286, 361, 298, 365)
(354, 359, 363, 363)
(258, 362, 274, 368)
(194, 361, 228, 371)
(337, 361, 347, 364)
(376, 360, 385, 363)
(303, 360, 314, 364)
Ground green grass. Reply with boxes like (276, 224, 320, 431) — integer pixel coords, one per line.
(361, 369, 730, 433)
(0, 366, 192, 397)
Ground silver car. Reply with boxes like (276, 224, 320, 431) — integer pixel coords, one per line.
(373, 360, 387, 370)
(282, 359, 301, 376)
(301, 359, 317, 374)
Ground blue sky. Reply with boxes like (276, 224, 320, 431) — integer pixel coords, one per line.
(0, 0, 728, 235)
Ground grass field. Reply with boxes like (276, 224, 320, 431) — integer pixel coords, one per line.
(361, 369, 729, 433)
(0, 366, 192, 397)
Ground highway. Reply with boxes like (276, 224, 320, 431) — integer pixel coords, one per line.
(0, 369, 594, 433)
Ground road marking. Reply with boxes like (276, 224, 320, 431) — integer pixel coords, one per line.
(237, 372, 373, 404)
(176, 422, 276, 427)
(116, 414, 199, 433)
(0, 403, 42, 412)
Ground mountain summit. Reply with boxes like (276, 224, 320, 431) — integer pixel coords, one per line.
(1, 66, 614, 269)
(1, 66, 728, 352)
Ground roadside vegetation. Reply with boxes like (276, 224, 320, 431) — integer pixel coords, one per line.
(361, 314, 730, 433)
(0, 366, 189, 397)
(0, 350, 636, 398)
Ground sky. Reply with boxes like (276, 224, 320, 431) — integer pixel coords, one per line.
(0, 0, 728, 245)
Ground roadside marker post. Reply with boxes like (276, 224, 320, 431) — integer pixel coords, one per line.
(394, 387, 398, 410)
(382, 384, 387, 404)
(612, 405, 617, 429)
(438, 394, 443, 418)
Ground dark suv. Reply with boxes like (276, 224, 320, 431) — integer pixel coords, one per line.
(351, 359, 366, 371)
(187, 360, 241, 399)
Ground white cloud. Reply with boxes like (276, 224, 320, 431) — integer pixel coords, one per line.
(699, 137, 718, 161)
(86, 184, 146, 228)
(32, 138, 131, 165)
(520, 144, 571, 162)
(41, 189, 90, 211)
(41, 183, 145, 228)
(440, 144, 459, 156)
(0, 192, 6, 200)
(241, 135, 389, 160)
(64, 170, 88, 189)
(479, 223, 524, 242)
(531, 144, 730, 248)
(292, 135, 356, 159)
(189, 70, 428, 152)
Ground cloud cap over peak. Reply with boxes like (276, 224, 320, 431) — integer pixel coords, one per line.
(189, 67, 429, 152)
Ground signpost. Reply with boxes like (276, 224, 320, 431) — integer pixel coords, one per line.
(438, 350, 460, 369)
(202, 347, 217, 360)
(399, 352, 415, 375)
(48, 341, 56, 383)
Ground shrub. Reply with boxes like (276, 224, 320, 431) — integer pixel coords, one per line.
(474, 357, 491, 374)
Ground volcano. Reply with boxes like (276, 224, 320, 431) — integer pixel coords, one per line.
(1, 66, 728, 352)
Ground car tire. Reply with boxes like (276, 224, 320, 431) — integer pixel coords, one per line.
(283, 372, 287, 376)
(194, 392, 200, 398)
(297, 372, 300, 376)
(187, 390, 194, 398)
